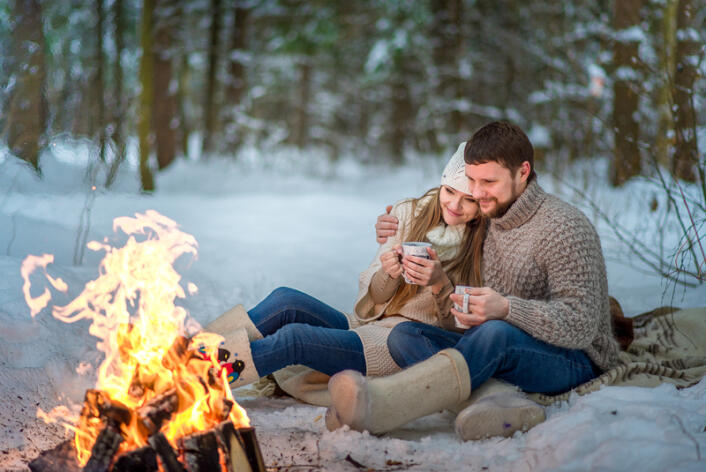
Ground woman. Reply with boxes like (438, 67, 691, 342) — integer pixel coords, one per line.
(202, 143, 486, 390)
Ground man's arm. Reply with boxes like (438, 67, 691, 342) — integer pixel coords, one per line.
(453, 215, 607, 350)
(375, 205, 399, 244)
(501, 217, 607, 350)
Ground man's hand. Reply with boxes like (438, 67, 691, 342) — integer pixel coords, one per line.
(380, 244, 404, 279)
(375, 205, 399, 244)
(449, 287, 510, 327)
(401, 247, 447, 287)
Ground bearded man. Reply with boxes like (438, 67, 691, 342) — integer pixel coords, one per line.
(326, 121, 620, 439)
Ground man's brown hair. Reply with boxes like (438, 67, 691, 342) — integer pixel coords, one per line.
(464, 121, 535, 179)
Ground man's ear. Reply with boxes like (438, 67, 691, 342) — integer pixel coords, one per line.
(518, 161, 531, 182)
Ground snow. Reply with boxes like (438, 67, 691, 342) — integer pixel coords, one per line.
(613, 26, 647, 44)
(1, 142, 705, 471)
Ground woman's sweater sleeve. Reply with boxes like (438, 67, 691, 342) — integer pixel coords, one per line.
(368, 267, 402, 304)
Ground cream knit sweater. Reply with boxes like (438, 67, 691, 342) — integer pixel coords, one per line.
(484, 179, 620, 371)
(350, 197, 461, 375)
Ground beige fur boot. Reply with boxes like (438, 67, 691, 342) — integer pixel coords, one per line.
(326, 349, 471, 434)
(205, 304, 263, 341)
(453, 386, 546, 440)
(272, 365, 331, 406)
(214, 328, 260, 388)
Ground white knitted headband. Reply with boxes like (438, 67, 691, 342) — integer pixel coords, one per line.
(440, 142, 470, 195)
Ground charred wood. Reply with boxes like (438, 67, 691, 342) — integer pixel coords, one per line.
(112, 445, 159, 472)
(219, 421, 265, 472)
(148, 432, 187, 472)
(82, 389, 131, 425)
(137, 388, 178, 435)
(162, 335, 192, 370)
(178, 430, 223, 472)
(129, 365, 146, 399)
(238, 427, 266, 472)
(28, 439, 81, 472)
(83, 422, 124, 472)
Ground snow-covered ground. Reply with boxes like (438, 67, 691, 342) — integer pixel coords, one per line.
(0, 142, 705, 471)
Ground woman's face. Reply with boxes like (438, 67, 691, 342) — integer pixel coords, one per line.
(439, 185, 479, 226)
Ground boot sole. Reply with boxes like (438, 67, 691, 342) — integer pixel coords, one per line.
(327, 370, 370, 432)
(455, 398, 545, 440)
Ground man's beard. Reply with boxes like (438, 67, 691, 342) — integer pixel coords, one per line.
(480, 186, 520, 218)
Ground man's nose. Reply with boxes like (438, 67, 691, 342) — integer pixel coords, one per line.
(469, 181, 484, 198)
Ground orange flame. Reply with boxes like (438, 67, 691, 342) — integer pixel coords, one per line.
(23, 210, 249, 466)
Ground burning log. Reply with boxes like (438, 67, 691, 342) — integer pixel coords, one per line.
(28, 420, 264, 472)
(178, 430, 222, 472)
(28, 439, 81, 472)
(219, 422, 266, 472)
(83, 422, 124, 472)
(148, 432, 187, 472)
(162, 335, 192, 371)
(128, 366, 146, 399)
(186, 356, 220, 389)
(112, 446, 158, 472)
(82, 389, 131, 425)
(137, 388, 179, 435)
(209, 395, 234, 422)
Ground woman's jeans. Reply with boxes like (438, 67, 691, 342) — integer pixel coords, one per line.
(246, 287, 366, 376)
(387, 320, 599, 395)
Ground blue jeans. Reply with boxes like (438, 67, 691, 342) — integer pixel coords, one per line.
(387, 320, 599, 395)
(246, 287, 366, 376)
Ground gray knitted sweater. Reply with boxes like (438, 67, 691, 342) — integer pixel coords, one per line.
(484, 179, 620, 371)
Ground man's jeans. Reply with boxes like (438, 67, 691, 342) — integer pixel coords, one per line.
(387, 320, 599, 395)
(247, 287, 366, 376)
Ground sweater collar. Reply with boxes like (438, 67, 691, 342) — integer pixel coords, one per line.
(491, 178, 546, 230)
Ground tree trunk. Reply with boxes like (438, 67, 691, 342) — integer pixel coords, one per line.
(672, 0, 698, 182)
(655, 0, 678, 167)
(177, 53, 191, 158)
(389, 66, 411, 164)
(224, 1, 249, 151)
(610, 0, 643, 186)
(5, 0, 46, 172)
(152, 0, 178, 170)
(295, 60, 311, 149)
(430, 0, 463, 141)
(106, 0, 126, 188)
(202, 0, 222, 154)
(96, 0, 107, 163)
(138, 0, 156, 192)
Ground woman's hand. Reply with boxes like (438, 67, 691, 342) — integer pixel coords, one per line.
(402, 247, 448, 287)
(380, 244, 404, 279)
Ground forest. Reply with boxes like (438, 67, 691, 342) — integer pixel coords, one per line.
(1, 3, 706, 470)
(2, 0, 703, 192)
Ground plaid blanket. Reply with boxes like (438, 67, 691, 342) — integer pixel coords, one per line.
(529, 306, 706, 405)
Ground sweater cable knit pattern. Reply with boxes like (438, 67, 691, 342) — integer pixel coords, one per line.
(483, 179, 620, 371)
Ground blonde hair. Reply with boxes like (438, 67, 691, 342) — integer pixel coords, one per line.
(385, 187, 487, 315)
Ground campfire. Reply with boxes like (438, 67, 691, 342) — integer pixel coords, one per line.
(21, 211, 264, 472)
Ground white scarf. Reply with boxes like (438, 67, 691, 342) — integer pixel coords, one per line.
(426, 222, 464, 261)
